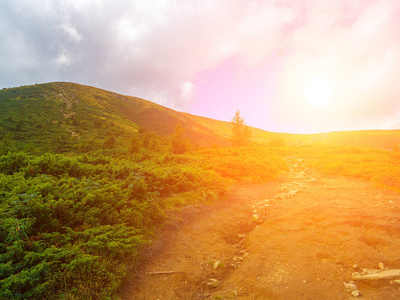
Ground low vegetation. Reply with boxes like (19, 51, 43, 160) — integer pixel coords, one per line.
(0, 133, 286, 299)
(3, 82, 400, 299)
(280, 145, 400, 193)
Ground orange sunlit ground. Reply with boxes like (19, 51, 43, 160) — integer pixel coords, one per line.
(123, 148, 400, 300)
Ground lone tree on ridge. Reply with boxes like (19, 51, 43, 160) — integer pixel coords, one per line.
(231, 109, 252, 147)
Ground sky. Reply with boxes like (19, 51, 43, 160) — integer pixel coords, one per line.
(1, 0, 400, 134)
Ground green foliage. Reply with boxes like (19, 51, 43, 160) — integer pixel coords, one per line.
(0, 146, 289, 299)
(102, 134, 116, 149)
(231, 109, 252, 147)
(191, 147, 287, 183)
(0, 83, 289, 299)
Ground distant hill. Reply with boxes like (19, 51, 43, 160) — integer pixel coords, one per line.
(0, 82, 225, 153)
(0, 82, 399, 153)
(288, 130, 400, 151)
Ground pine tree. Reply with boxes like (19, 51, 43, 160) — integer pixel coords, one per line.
(231, 109, 252, 147)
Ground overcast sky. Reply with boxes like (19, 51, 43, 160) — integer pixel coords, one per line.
(1, 0, 400, 133)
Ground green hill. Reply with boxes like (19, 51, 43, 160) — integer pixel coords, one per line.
(0, 82, 290, 299)
(0, 82, 254, 152)
(1, 82, 400, 153)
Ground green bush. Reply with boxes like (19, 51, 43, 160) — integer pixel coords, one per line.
(0, 146, 287, 298)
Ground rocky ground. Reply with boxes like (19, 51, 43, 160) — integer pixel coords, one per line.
(119, 157, 400, 299)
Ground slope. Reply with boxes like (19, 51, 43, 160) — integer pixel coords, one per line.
(1, 82, 400, 154)
(0, 82, 270, 152)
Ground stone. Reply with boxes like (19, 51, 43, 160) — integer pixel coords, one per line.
(351, 290, 361, 298)
(233, 256, 243, 262)
(207, 278, 219, 287)
(213, 261, 220, 270)
(390, 279, 400, 284)
(275, 193, 288, 200)
(253, 214, 259, 220)
(378, 262, 384, 270)
(237, 234, 245, 239)
(343, 281, 357, 292)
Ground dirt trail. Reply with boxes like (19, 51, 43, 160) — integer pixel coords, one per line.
(120, 157, 400, 299)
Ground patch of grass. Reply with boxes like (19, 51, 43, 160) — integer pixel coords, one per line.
(278, 145, 400, 193)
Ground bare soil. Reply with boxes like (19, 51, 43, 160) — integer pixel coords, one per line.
(119, 157, 400, 299)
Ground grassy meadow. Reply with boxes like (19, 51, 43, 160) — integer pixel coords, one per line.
(276, 144, 400, 193)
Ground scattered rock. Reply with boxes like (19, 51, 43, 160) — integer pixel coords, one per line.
(275, 193, 288, 200)
(390, 279, 400, 284)
(233, 256, 243, 262)
(343, 281, 358, 292)
(351, 290, 362, 298)
(344, 281, 361, 298)
(207, 278, 219, 288)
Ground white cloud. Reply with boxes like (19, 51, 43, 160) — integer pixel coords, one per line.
(1, 0, 400, 132)
(55, 47, 71, 65)
(180, 81, 196, 99)
(60, 22, 82, 43)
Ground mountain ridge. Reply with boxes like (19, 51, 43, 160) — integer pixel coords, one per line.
(1, 81, 400, 153)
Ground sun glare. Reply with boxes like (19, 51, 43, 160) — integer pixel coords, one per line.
(304, 78, 333, 107)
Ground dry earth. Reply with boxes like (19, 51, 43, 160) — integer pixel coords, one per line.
(119, 157, 400, 299)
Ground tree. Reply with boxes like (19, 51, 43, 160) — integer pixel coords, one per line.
(231, 109, 252, 147)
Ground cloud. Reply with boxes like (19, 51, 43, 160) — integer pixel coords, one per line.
(274, 0, 400, 132)
(1, 0, 400, 133)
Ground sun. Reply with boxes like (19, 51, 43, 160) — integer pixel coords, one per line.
(304, 78, 333, 107)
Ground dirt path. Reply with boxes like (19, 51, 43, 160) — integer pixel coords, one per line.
(119, 157, 400, 299)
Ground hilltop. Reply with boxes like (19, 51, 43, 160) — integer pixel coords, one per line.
(1, 82, 400, 154)
(0, 82, 280, 153)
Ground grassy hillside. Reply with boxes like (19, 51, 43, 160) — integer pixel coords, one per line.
(2, 82, 400, 152)
(0, 82, 289, 299)
(0, 82, 238, 152)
